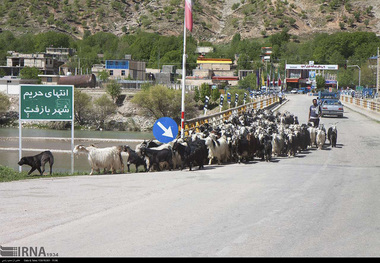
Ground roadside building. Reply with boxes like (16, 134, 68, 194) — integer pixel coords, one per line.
(185, 57, 239, 89)
(285, 62, 339, 91)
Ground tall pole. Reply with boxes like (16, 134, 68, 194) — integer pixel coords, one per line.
(180, 14, 187, 139)
(377, 47, 380, 98)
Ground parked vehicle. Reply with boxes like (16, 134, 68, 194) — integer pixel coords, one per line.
(321, 99, 344, 117)
(291, 89, 298, 94)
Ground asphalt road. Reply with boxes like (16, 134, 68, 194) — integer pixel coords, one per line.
(1, 94, 380, 257)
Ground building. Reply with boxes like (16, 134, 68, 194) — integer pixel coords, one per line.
(2, 51, 64, 76)
(103, 56, 146, 81)
(261, 47, 272, 62)
(153, 65, 177, 84)
(285, 62, 339, 90)
(45, 47, 76, 63)
(0, 77, 39, 95)
(185, 57, 239, 88)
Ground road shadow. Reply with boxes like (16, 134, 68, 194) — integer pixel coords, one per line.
(322, 116, 348, 119)
(324, 143, 344, 149)
(198, 165, 217, 171)
(237, 160, 259, 165)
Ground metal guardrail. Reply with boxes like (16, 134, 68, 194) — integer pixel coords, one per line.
(181, 95, 279, 136)
(340, 95, 380, 113)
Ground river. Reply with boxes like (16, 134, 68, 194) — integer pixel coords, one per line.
(0, 127, 154, 174)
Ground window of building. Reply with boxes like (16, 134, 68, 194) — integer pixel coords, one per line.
(109, 70, 113, 76)
(47, 77, 52, 82)
(121, 70, 125, 76)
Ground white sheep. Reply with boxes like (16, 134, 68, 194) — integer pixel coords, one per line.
(272, 132, 285, 157)
(73, 145, 124, 175)
(316, 129, 326, 150)
(308, 126, 317, 147)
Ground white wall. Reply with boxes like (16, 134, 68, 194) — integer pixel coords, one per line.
(0, 84, 20, 95)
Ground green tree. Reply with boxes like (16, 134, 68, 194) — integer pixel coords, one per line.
(19, 67, 41, 82)
(93, 94, 117, 129)
(338, 69, 355, 88)
(316, 75, 326, 91)
(106, 80, 121, 102)
(360, 61, 376, 87)
(211, 88, 220, 102)
(34, 31, 71, 52)
(193, 87, 200, 103)
(199, 83, 211, 101)
(238, 73, 257, 90)
(98, 70, 110, 82)
(74, 89, 92, 125)
(0, 69, 6, 78)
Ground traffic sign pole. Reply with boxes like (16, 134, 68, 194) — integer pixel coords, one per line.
(19, 85, 75, 174)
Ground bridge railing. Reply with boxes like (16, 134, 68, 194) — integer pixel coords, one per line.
(181, 95, 279, 136)
(340, 94, 380, 114)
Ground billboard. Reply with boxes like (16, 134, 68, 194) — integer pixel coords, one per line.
(286, 64, 339, 70)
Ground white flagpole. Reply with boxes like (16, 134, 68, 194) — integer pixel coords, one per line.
(181, 10, 187, 138)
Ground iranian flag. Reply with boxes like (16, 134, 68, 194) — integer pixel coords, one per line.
(185, 0, 193, 32)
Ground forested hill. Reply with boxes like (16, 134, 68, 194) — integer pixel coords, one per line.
(0, 0, 379, 42)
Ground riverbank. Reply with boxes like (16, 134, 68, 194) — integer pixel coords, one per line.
(0, 127, 154, 174)
(1, 88, 158, 132)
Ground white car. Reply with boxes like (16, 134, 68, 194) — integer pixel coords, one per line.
(321, 99, 344, 118)
(290, 89, 298, 94)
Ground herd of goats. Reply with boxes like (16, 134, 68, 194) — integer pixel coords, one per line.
(72, 108, 339, 175)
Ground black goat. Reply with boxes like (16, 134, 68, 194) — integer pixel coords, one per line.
(123, 145, 147, 173)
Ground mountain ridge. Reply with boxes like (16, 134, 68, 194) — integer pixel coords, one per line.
(0, 0, 379, 42)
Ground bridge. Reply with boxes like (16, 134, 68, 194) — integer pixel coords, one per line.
(1, 94, 380, 257)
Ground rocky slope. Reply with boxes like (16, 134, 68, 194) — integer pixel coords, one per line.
(0, 0, 379, 42)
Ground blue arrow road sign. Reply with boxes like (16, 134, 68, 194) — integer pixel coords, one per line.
(153, 117, 178, 143)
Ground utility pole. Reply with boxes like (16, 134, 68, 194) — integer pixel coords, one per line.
(377, 47, 380, 99)
(347, 65, 361, 87)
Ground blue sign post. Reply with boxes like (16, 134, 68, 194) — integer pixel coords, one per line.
(153, 117, 178, 143)
(227, 92, 231, 108)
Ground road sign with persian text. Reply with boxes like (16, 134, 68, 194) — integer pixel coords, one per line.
(20, 85, 74, 121)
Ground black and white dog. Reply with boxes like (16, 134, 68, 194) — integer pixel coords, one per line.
(18, 151, 54, 175)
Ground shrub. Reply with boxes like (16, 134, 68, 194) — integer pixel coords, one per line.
(131, 85, 198, 124)
(0, 92, 11, 113)
(74, 89, 92, 125)
(93, 95, 117, 129)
